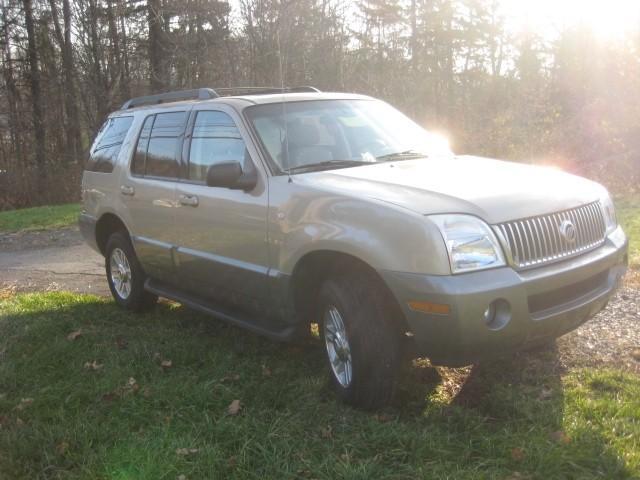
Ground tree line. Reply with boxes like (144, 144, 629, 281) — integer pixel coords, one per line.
(1, 0, 639, 209)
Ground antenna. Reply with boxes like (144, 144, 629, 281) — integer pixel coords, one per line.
(277, 28, 292, 183)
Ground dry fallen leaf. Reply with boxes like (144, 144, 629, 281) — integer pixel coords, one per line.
(511, 447, 526, 461)
(115, 336, 128, 350)
(84, 360, 103, 371)
(227, 399, 242, 415)
(320, 425, 333, 439)
(550, 430, 571, 444)
(122, 377, 140, 394)
(161, 360, 173, 369)
(15, 417, 24, 427)
(101, 392, 118, 402)
(176, 448, 199, 456)
(221, 374, 240, 383)
(373, 413, 394, 423)
(261, 365, 272, 377)
(67, 330, 82, 341)
(15, 398, 33, 411)
(177, 475, 187, 480)
(56, 441, 69, 455)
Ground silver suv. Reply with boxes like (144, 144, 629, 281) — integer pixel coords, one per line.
(80, 87, 628, 408)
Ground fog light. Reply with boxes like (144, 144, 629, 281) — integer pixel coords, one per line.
(483, 299, 511, 331)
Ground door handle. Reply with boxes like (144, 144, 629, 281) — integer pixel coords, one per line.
(120, 185, 135, 196)
(179, 194, 199, 207)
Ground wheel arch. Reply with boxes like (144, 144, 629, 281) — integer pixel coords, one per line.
(289, 249, 410, 334)
(95, 212, 130, 255)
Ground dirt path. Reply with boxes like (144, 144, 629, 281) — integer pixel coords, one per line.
(1, 226, 639, 372)
(0, 227, 109, 296)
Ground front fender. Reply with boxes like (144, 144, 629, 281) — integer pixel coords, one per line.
(269, 178, 450, 275)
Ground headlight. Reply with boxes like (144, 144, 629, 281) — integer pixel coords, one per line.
(429, 214, 506, 274)
(600, 193, 617, 234)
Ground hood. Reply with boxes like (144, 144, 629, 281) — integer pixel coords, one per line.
(295, 155, 605, 224)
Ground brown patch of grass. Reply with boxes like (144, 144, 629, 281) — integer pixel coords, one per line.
(0, 283, 17, 300)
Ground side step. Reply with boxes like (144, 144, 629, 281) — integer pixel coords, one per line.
(144, 279, 297, 342)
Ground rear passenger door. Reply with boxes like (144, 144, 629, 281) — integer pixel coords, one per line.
(119, 109, 189, 282)
(174, 106, 269, 313)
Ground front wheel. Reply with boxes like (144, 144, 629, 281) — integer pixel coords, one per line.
(318, 269, 402, 409)
(105, 232, 157, 312)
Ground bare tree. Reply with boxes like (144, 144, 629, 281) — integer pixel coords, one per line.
(23, 0, 46, 167)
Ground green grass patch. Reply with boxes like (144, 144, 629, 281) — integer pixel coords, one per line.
(617, 195, 640, 268)
(1, 292, 639, 479)
(0, 203, 80, 233)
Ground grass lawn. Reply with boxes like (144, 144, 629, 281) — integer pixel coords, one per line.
(617, 195, 640, 269)
(0, 203, 80, 233)
(1, 292, 639, 479)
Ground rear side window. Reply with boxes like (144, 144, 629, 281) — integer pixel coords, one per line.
(188, 111, 246, 182)
(86, 116, 133, 173)
(132, 111, 186, 179)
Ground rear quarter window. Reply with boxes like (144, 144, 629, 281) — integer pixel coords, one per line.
(86, 116, 134, 173)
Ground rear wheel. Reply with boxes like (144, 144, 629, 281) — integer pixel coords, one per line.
(318, 269, 402, 409)
(105, 232, 157, 312)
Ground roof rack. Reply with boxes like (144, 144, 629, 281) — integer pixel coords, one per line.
(121, 88, 218, 110)
(120, 86, 321, 110)
(214, 86, 321, 96)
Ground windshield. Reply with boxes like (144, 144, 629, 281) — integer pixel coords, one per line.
(245, 99, 451, 173)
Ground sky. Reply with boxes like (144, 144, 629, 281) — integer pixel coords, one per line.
(229, 0, 640, 40)
(498, 0, 640, 40)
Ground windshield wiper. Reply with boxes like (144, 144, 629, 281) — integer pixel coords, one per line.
(375, 150, 428, 162)
(285, 159, 373, 174)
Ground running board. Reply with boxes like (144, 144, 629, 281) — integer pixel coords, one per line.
(144, 279, 297, 342)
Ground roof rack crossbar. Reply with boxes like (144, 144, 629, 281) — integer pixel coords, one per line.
(121, 88, 219, 109)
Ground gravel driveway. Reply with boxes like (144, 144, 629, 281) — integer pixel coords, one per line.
(1, 227, 638, 372)
(0, 227, 108, 296)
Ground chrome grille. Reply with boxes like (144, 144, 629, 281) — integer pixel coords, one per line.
(496, 202, 606, 270)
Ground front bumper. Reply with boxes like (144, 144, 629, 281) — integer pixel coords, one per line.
(381, 226, 628, 366)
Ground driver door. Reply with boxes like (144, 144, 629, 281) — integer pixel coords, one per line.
(174, 106, 270, 314)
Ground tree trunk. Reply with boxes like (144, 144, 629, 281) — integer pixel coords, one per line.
(105, 0, 128, 103)
(49, 0, 82, 162)
(1, 2, 23, 165)
(148, 0, 166, 90)
(23, 0, 46, 168)
(87, 0, 109, 127)
(119, 0, 131, 99)
(410, 0, 418, 71)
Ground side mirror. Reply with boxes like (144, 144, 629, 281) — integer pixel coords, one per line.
(206, 161, 257, 191)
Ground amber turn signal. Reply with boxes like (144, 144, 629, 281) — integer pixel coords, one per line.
(408, 300, 451, 315)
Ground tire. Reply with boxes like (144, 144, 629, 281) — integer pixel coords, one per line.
(318, 268, 402, 409)
(105, 231, 157, 312)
